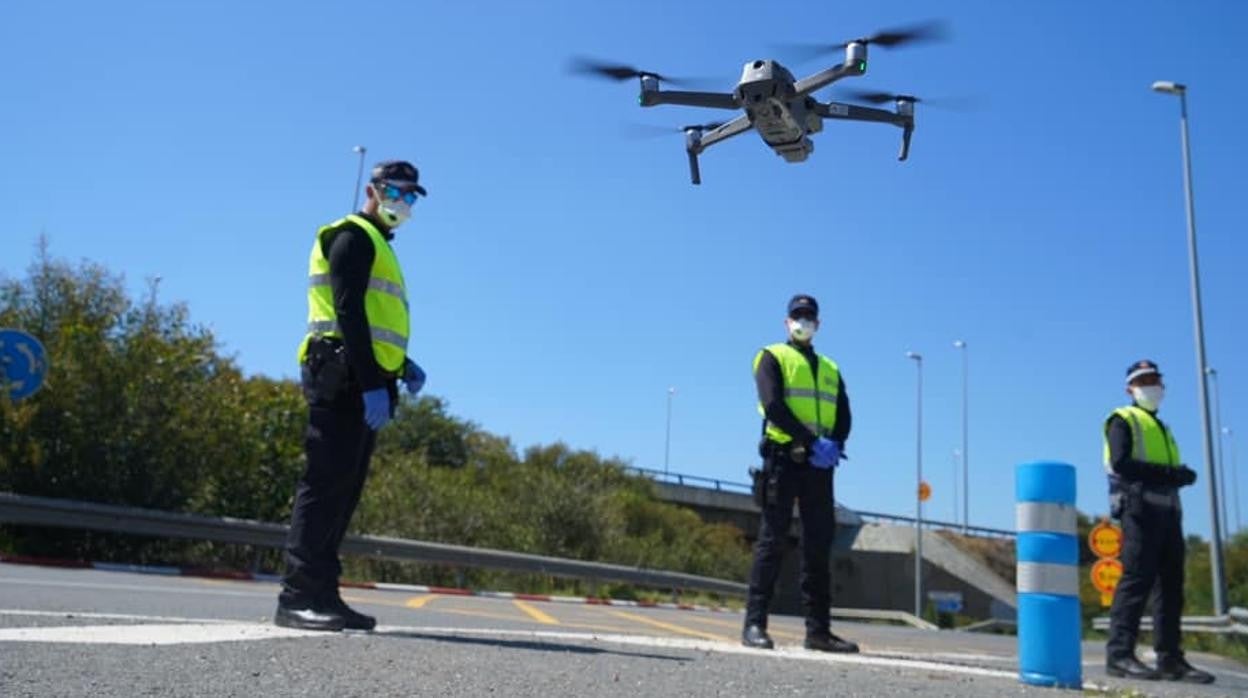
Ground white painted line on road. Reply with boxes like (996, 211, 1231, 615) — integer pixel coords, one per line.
(0, 622, 319, 645)
(872, 649, 1013, 664)
(372, 625, 1020, 681)
(0, 609, 238, 624)
(0, 576, 271, 598)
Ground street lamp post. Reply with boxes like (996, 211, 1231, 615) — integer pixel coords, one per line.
(906, 351, 924, 618)
(1152, 80, 1227, 614)
(664, 387, 676, 475)
(951, 448, 961, 524)
(1207, 368, 1229, 539)
(351, 145, 368, 212)
(1226, 427, 1241, 534)
(954, 339, 969, 534)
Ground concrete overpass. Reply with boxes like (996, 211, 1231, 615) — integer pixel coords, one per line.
(647, 473, 1017, 621)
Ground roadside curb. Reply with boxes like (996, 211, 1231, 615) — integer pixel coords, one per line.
(0, 554, 739, 614)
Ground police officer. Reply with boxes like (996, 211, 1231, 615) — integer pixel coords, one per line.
(1103, 360, 1214, 683)
(275, 160, 428, 632)
(742, 294, 857, 653)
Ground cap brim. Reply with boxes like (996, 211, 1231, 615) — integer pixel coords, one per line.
(1126, 368, 1161, 383)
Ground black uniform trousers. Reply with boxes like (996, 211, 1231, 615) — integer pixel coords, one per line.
(746, 455, 836, 637)
(1106, 482, 1186, 662)
(279, 360, 381, 609)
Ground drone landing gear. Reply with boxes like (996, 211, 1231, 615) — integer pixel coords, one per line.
(684, 129, 703, 185)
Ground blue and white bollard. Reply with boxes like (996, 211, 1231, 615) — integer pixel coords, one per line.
(1016, 461, 1082, 689)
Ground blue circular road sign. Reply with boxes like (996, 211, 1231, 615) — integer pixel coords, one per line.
(0, 328, 48, 401)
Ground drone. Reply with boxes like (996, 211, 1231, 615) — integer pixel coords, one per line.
(572, 22, 947, 184)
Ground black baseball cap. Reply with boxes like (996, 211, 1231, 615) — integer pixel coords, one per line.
(1125, 359, 1162, 384)
(371, 160, 427, 196)
(787, 294, 819, 318)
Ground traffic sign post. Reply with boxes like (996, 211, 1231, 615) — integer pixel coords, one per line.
(0, 328, 48, 402)
(1090, 558, 1124, 607)
(918, 481, 932, 502)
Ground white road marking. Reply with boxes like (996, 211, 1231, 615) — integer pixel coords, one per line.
(372, 624, 1021, 680)
(0, 622, 319, 645)
(0, 609, 238, 624)
(0, 608, 1015, 680)
(0, 576, 271, 598)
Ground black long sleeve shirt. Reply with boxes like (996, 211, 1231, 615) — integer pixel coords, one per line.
(1105, 406, 1187, 487)
(320, 213, 394, 392)
(754, 341, 851, 449)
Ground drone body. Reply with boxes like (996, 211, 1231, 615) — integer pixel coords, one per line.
(574, 23, 945, 184)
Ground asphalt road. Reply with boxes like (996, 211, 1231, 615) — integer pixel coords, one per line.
(1, 562, 1244, 697)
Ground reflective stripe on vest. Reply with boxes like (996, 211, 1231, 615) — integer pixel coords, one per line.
(753, 343, 840, 444)
(1102, 405, 1181, 469)
(297, 214, 410, 373)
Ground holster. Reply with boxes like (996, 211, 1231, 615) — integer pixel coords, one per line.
(302, 338, 356, 406)
(749, 458, 784, 509)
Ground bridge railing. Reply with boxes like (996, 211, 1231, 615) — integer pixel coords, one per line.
(626, 466, 753, 494)
(627, 466, 1016, 539)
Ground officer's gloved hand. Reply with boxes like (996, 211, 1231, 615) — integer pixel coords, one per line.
(1174, 465, 1198, 488)
(402, 358, 426, 397)
(362, 388, 391, 430)
(810, 438, 841, 469)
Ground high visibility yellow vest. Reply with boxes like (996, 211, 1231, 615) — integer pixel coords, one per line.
(754, 343, 840, 444)
(296, 214, 409, 374)
(1102, 405, 1181, 468)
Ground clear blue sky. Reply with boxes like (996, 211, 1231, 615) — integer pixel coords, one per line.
(3, 0, 1246, 538)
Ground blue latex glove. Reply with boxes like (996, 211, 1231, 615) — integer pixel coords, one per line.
(402, 358, 426, 396)
(810, 438, 842, 469)
(362, 388, 391, 430)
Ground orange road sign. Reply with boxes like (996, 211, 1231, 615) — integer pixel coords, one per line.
(1091, 558, 1124, 604)
(918, 481, 931, 502)
(1089, 520, 1123, 559)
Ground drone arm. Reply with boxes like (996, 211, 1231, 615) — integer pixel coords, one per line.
(641, 90, 739, 110)
(814, 101, 906, 125)
(793, 63, 864, 97)
(815, 101, 915, 161)
(696, 115, 751, 149)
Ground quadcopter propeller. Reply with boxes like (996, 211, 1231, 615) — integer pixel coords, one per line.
(835, 87, 977, 111)
(776, 20, 949, 62)
(568, 56, 700, 87)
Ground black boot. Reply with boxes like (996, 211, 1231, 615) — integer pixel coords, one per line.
(741, 624, 774, 650)
(1156, 656, 1215, 684)
(1105, 655, 1160, 680)
(804, 631, 859, 653)
(274, 603, 346, 632)
(321, 594, 377, 631)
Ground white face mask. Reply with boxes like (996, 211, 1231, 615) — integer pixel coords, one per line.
(787, 317, 817, 342)
(1131, 385, 1165, 410)
(377, 199, 411, 228)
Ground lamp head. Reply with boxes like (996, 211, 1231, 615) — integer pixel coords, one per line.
(1151, 81, 1186, 95)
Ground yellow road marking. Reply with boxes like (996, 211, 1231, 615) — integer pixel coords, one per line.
(513, 599, 559, 625)
(678, 614, 803, 640)
(404, 595, 437, 609)
(607, 610, 732, 641)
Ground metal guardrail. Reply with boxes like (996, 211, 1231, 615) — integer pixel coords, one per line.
(1092, 610, 1248, 636)
(0, 491, 747, 597)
